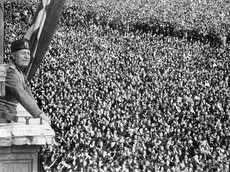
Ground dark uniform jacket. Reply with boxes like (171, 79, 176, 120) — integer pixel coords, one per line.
(0, 63, 42, 122)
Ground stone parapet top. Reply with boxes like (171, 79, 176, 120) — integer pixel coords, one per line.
(0, 104, 55, 147)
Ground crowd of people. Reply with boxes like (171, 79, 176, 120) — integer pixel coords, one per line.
(4, 0, 230, 171)
(62, 0, 230, 46)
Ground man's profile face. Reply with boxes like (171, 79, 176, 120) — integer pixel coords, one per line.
(13, 49, 31, 68)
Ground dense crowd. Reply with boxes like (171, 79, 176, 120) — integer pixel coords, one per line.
(4, 0, 230, 171)
(62, 0, 230, 46)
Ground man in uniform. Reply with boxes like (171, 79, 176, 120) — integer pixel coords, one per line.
(0, 38, 51, 124)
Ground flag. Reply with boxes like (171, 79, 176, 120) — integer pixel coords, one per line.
(25, 0, 66, 81)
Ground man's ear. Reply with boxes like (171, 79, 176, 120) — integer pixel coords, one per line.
(11, 52, 16, 60)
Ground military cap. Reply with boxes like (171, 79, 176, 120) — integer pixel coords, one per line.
(11, 39, 30, 53)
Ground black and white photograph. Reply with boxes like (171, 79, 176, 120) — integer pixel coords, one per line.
(0, 0, 230, 171)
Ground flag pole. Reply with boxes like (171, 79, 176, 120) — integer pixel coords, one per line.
(0, 0, 6, 97)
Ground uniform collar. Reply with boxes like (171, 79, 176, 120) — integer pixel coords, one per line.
(9, 61, 24, 73)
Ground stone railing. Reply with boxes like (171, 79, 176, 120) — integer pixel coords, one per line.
(0, 104, 54, 172)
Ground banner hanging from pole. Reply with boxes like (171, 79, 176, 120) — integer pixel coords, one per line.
(25, 0, 66, 81)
